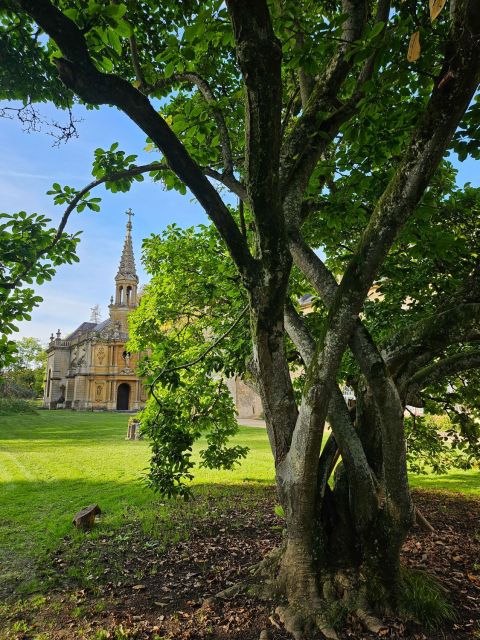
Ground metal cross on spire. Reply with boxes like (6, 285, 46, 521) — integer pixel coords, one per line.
(126, 208, 134, 231)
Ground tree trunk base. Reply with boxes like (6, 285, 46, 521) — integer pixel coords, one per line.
(214, 548, 392, 639)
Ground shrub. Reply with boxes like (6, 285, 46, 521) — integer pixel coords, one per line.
(400, 567, 456, 630)
(0, 397, 37, 415)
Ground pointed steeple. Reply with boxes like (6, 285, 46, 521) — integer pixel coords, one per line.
(116, 209, 138, 283)
(111, 210, 139, 312)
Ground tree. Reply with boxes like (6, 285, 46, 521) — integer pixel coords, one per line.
(11, 336, 45, 370)
(0, 209, 81, 368)
(1, 0, 479, 634)
(1, 336, 46, 397)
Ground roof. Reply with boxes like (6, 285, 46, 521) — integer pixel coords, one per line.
(66, 322, 96, 340)
(94, 318, 112, 333)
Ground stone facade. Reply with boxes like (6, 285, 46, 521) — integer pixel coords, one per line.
(43, 212, 147, 411)
(43, 211, 266, 417)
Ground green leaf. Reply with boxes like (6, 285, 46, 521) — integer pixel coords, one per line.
(368, 21, 385, 40)
(115, 19, 132, 38)
(164, 61, 176, 79)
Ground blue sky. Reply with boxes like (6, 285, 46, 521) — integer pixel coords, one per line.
(2, 101, 479, 344)
(2, 103, 210, 343)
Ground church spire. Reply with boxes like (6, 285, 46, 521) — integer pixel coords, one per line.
(113, 210, 139, 309)
(116, 209, 138, 283)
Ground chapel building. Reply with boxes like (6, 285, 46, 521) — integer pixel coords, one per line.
(43, 212, 147, 411)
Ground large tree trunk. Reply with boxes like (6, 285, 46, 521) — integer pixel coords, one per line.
(257, 376, 414, 638)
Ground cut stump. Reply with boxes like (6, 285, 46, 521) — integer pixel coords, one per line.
(73, 504, 101, 530)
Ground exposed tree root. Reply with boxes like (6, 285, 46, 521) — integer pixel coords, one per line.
(215, 581, 247, 599)
(275, 604, 339, 640)
(213, 547, 393, 639)
(356, 607, 388, 633)
(415, 505, 436, 532)
(249, 546, 284, 578)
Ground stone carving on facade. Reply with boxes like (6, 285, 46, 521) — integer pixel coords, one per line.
(97, 346, 106, 364)
(112, 322, 121, 341)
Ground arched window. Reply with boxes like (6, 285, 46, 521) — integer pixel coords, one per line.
(119, 286, 123, 304)
(126, 285, 132, 305)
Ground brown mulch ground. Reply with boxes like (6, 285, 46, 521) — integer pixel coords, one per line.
(1, 488, 479, 640)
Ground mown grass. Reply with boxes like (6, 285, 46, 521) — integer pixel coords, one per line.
(410, 469, 480, 494)
(0, 410, 478, 598)
(0, 411, 274, 596)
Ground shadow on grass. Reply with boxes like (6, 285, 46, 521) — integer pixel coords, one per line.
(0, 477, 275, 601)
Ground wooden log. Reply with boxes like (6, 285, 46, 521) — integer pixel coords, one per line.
(73, 504, 101, 530)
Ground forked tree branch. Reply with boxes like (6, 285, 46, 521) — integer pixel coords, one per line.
(289, 1, 480, 483)
(288, 230, 409, 505)
(284, 300, 377, 524)
(280, 0, 368, 219)
(333, 0, 480, 327)
(202, 166, 247, 202)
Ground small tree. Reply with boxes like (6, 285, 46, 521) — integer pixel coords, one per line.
(1, 0, 479, 633)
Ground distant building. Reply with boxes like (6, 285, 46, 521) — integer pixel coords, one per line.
(45, 216, 354, 420)
(43, 211, 147, 411)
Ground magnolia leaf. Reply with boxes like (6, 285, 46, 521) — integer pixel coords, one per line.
(407, 31, 421, 62)
(429, 0, 447, 22)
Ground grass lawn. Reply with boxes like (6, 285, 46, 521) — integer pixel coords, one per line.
(0, 410, 274, 597)
(0, 410, 478, 598)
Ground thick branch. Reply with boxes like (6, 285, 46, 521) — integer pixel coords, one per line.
(284, 299, 376, 525)
(225, 0, 297, 465)
(225, 0, 285, 262)
(288, 231, 409, 505)
(15, 0, 256, 282)
(328, 385, 377, 526)
(385, 303, 480, 375)
(284, 298, 315, 366)
(409, 349, 480, 389)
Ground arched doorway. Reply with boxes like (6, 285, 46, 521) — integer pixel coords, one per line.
(116, 383, 130, 410)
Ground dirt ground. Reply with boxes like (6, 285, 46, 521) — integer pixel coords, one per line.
(1, 488, 479, 640)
